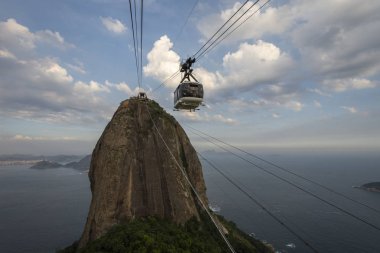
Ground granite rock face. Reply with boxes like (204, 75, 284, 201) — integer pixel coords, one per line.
(78, 98, 207, 248)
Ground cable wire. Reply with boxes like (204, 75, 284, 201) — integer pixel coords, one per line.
(149, 70, 180, 94)
(192, 0, 250, 58)
(195, 0, 261, 61)
(174, 0, 199, 43)
(198, 152, 320, 253)
(186, 124, 380, 215)
(186, 127, 380, 232)
(149, 1, 254, 95)
(145, 103, 236, 253)
(140, 0, 144, 88)
(197, 0, 271, 61)
(128, 0, 140, 89)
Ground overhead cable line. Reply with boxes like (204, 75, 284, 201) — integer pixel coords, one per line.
(192, 0, 251, 59)
(198, 152, 320, 253)
(174, 0, 200, 43)
(149, 70, 181, 94)
(145, 104, 236, 253)
(197, 0, 271, 61)
(150, 0, 264, 94)
(128, 0, 141, 89)
(195, 0, 261, 61)
(186, 124, 380, 215)
(140, 0, 144, 88)
(133, 0, 140, 87)
(148, 0, 269, 94)
(186, 127, 380, 232)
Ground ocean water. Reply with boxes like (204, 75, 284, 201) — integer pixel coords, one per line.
(0, 167, 90, 253)
(202, 152, 380, 253)
(0, 152, 379, 253)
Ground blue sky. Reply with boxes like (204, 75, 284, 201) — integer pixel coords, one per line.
(0, 0, 379, 155)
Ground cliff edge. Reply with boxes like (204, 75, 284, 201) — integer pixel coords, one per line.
(78, 98, 208, 247)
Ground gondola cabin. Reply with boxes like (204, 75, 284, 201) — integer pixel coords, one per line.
(174, 81, 204, 111)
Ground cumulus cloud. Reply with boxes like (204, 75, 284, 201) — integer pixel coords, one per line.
(0, 49, 16, 59)
(143, 35, 180, 87)
(0, 18, 72, 52)
(195, 0, 380, 101)
(74, 81, 110, 94)
(144, 36, 295, 108)
(105, 80, 140, 96)
(285, 100, 303, 112)
(100, 17, 127, 34)
(290, 0, 380, 82)
(0, 18, 35, 50)
(0, 53, 112, 123)
(220, 40, 292, 91)
(197, 1, 293, 43)
(0, 19, 115, 124)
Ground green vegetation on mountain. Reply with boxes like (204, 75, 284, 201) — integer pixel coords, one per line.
(58, 214, 273, 253)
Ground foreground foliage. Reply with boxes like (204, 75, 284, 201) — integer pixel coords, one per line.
(58, 213, 273, 253)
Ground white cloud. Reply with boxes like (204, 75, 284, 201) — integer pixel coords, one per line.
(67, 61, 86, 74)
(197, 1, 293, 44)
(308, 88, 331, 97)
(323, 78, 376, 92)
(38, 59, 74, 83)
(272, 113, 280, 118)
(220, 40, 292, 92)
(0, 53, 113, 123)
(179, 111, 238, 125)
(35, 30, 73, 49)
(195, 0, 380, 104)
(74, 81, 110, 94)
(143, 35, 180, 87)
(0, 19, 115, 125)
(0, 18, 35, 50)
(0, 18, 72, 52)
(290, 0, 380, 80)
(0, 49, 16, 59)
(115, 82, 133, 94)
(341, 106, 358, 114)
(105, 80, 140, 96)
(285, 100, 303, 112)
(100, 17, 127, 34)
(12, 134, 33, 141)
(144, 37, 293, 106)
(11, 134, 78, 141)
(224, 40, 280, 64)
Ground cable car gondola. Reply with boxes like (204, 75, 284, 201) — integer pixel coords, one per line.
(174, 57, 204, 111)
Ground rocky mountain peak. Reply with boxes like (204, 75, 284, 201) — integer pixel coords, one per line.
(78, 98, 208, 247)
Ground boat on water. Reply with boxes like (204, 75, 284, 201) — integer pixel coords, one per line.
(208, 204, 221, 212)
(286, 243, 296, 249)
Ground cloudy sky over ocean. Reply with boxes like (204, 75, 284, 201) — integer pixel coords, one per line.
(0, 0, 379, 154)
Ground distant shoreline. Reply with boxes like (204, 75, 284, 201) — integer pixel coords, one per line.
(354, 182, 380, 193)
(0, 160, 42, 166)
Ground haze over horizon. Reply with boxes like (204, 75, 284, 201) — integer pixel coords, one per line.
(1, 0, 379, 155)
